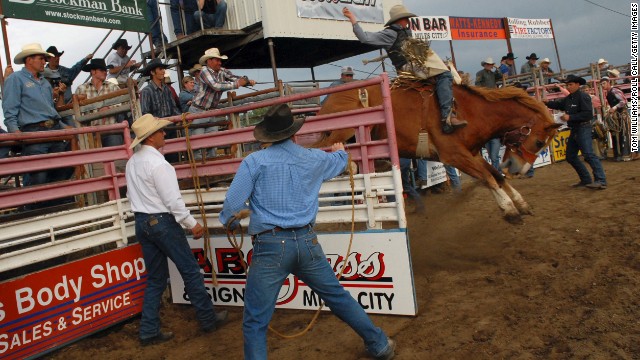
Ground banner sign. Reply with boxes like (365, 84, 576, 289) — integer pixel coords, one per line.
(424, 161, 448, 187)
(481, 145, 552, 168)
(0, 245, 146, 360)
(551, 129, 571, 162)
(1, 0, 148, 32)
(409, 16, 451, 41)
(507, 18, 554, 39)
(296, 0, 383, 24)
(449, 16, 506, 40)
(170, 230, 418, 316)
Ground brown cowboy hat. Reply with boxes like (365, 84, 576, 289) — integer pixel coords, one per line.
(385, 5, 417, 26)
(253, 104, 305, 143)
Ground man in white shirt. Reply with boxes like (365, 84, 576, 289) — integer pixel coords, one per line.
(125, 114, 227, 346)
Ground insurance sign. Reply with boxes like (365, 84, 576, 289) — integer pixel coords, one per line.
(1, 0, 148, 32)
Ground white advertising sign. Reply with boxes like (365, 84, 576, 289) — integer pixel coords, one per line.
(425, 161, 448, 187)
(507, 18, 554, 39)
(481, 145, 552, 168)
(169, 230, 417, 316)
(296, 0, 384, 24)
(409, 16, 452, 41)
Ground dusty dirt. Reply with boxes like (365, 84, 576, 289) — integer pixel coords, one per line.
(48, 159, 640, 360)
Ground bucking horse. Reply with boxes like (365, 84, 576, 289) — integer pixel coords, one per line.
(312, 79, 562, 224)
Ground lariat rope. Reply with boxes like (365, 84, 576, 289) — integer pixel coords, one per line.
(182, 113, 217, 287)
(225, 152, 357, 339)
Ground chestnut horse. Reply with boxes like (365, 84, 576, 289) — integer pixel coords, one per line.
(313, 82, 561, 223)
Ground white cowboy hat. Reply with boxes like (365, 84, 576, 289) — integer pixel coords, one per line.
(607, 68, 620, 77)
(539, 58, 551, 64)
(385, 5, 417, 27)
(105, 78, 119, 86)
(188, 63, 202, 75)
(164, 74, 174, 84)
(14, 43, 54, 65)
(199, 48, 228, 65)
(481, 57, 495, 66)
(130, 114, 172, 149)
(597, 58, 608, 65)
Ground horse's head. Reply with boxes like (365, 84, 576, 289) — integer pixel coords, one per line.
(501, 120, 562, 175)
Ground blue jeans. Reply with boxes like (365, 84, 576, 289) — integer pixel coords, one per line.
(244, 226, 391, 359)
(193, 0, 227, 29)
(416, 159, 427, 181)
(445, 165, 461, 191)
(400, 158, 424, 210)
(485, 137, 501, 171)
(21, 123, 73, 187)
(134, 212, 217, 340)
(435, 71, 454, 120)
(146, 0, 168, 45)
(567, 125, 607, 185)
(188, 105, 219, 159)
(170, 0, 198, 35)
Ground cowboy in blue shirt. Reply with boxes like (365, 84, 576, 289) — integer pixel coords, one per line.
(220, 104, 396, 360)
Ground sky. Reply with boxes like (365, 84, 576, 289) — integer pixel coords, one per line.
(0, 0, 633, 99)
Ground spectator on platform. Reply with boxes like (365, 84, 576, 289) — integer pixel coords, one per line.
(75, 58, 123, 147)
(544, 75, 607, 190)
(539, 58, 556, 85)
(146, 0, 168, 48)
(475, 57, 502, 171)
(2, 43, 73, 190)
(219, 104, 396, 360)
(322, 66, 356, 105)
(171, 0, 198, 38)
(45, 46, 93, 104)
(597, 58, 609, 73)
(189, 47, 254, 159)
(140, 59, 181, 161)
(499, 52, 517, 77)
(194, 0, 228, 30)
(518, 52, 539, 88)
(126, 114, 228, 346)
(600, 76, 630, 161)
(189, 63, 203, 93)
(179, 76, 197, 112)
(106, 39, 140, 86)
(164, 74, 181, 109)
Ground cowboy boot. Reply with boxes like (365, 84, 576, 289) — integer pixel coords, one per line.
(449, 115, 468, 129)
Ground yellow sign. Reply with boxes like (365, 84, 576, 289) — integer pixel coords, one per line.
(551, 129, 571, 162)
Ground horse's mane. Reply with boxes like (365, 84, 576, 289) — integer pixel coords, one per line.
(459, 85, 553, 123)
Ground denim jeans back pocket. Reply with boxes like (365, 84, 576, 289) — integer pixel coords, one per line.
(252, 237, 285, 268)
(304, 236, 326, 262)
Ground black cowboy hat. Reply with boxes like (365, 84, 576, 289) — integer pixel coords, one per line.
(46, 46, 64, 57)
(141, 58, 168, 77)
(82, 58, 107, 72)
(562, 74, 586, 86)
(253, 104, 305, 143)
(112, 39, 132, 50)
(505, 52, 517, 60)
(525, 53, 539, 60)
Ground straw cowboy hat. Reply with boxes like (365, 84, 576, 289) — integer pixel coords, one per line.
(539, 57, 551, 64)
(141, 58, 168, 77)
(199, 48, 228, 65)
(253, 104, 305, 143)
(14, 43, 54, 64)
(164, 74, 174, 84)
(189, 63, 202, 76)
(607, 68, 620, 77)
(130, 114, 172, 148)
(385, 5, 416, 27)
(481, 57, 495, 66)
(597, 58, 608, 65)
(106, 78, 119, 86)
(563, 74, 586, 86)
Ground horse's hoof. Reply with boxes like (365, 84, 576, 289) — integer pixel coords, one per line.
(504, 213, 524, 224)
(517, 204, 534, 216)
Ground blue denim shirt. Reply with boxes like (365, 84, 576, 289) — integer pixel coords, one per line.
(46, 58, 87, 103)
(3, 67, 60, 132)
(220, 140, 348, 235)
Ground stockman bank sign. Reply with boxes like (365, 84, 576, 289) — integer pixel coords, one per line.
(170, 230, 418, 316)
(0, 245, 146, 360)
(1, 0, 148, 32)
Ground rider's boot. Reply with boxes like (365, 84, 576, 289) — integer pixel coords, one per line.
(441, 114, 468, 134)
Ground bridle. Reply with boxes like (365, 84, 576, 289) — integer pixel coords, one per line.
(502, 124, 538, 164)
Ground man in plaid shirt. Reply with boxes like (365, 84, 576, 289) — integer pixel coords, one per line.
(75, 58, 123, 147)
(188, 47, 255, 159)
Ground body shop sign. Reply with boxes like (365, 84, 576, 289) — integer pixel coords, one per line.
(0, 245, 146, 360)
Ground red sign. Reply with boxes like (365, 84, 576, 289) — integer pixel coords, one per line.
(0, 245, 146, 359)
(450, 17, 506, 40)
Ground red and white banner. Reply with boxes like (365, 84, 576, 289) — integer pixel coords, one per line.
(507, 18, 554, 39)
(169, 230, 417, 316)
(409, 16, 452, 41)
(0, 245, 146, 360)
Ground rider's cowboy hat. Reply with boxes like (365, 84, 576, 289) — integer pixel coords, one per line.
(189, 64, 202, 76)
(254, 104, 305, 143)
(141, 58, 168, 77)
(46, 46, 64, 57)
(481, 57, 495, 66)
(112, 39, 132, 50)
(539, 58, 551, 64)
(14, 43, 54, 64)
(525, 53, 539, 60)
(82, 58, 107, 72)
(130, 114, 172, 149)
(562, 74, 586, 86)
(199, 48, 228, 65)
(385, 5, 416, 27)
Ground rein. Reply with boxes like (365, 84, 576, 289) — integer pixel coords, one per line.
(502, 124, 538, 164)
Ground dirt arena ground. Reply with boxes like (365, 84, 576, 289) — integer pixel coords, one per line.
(48, 159, 639, 360)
